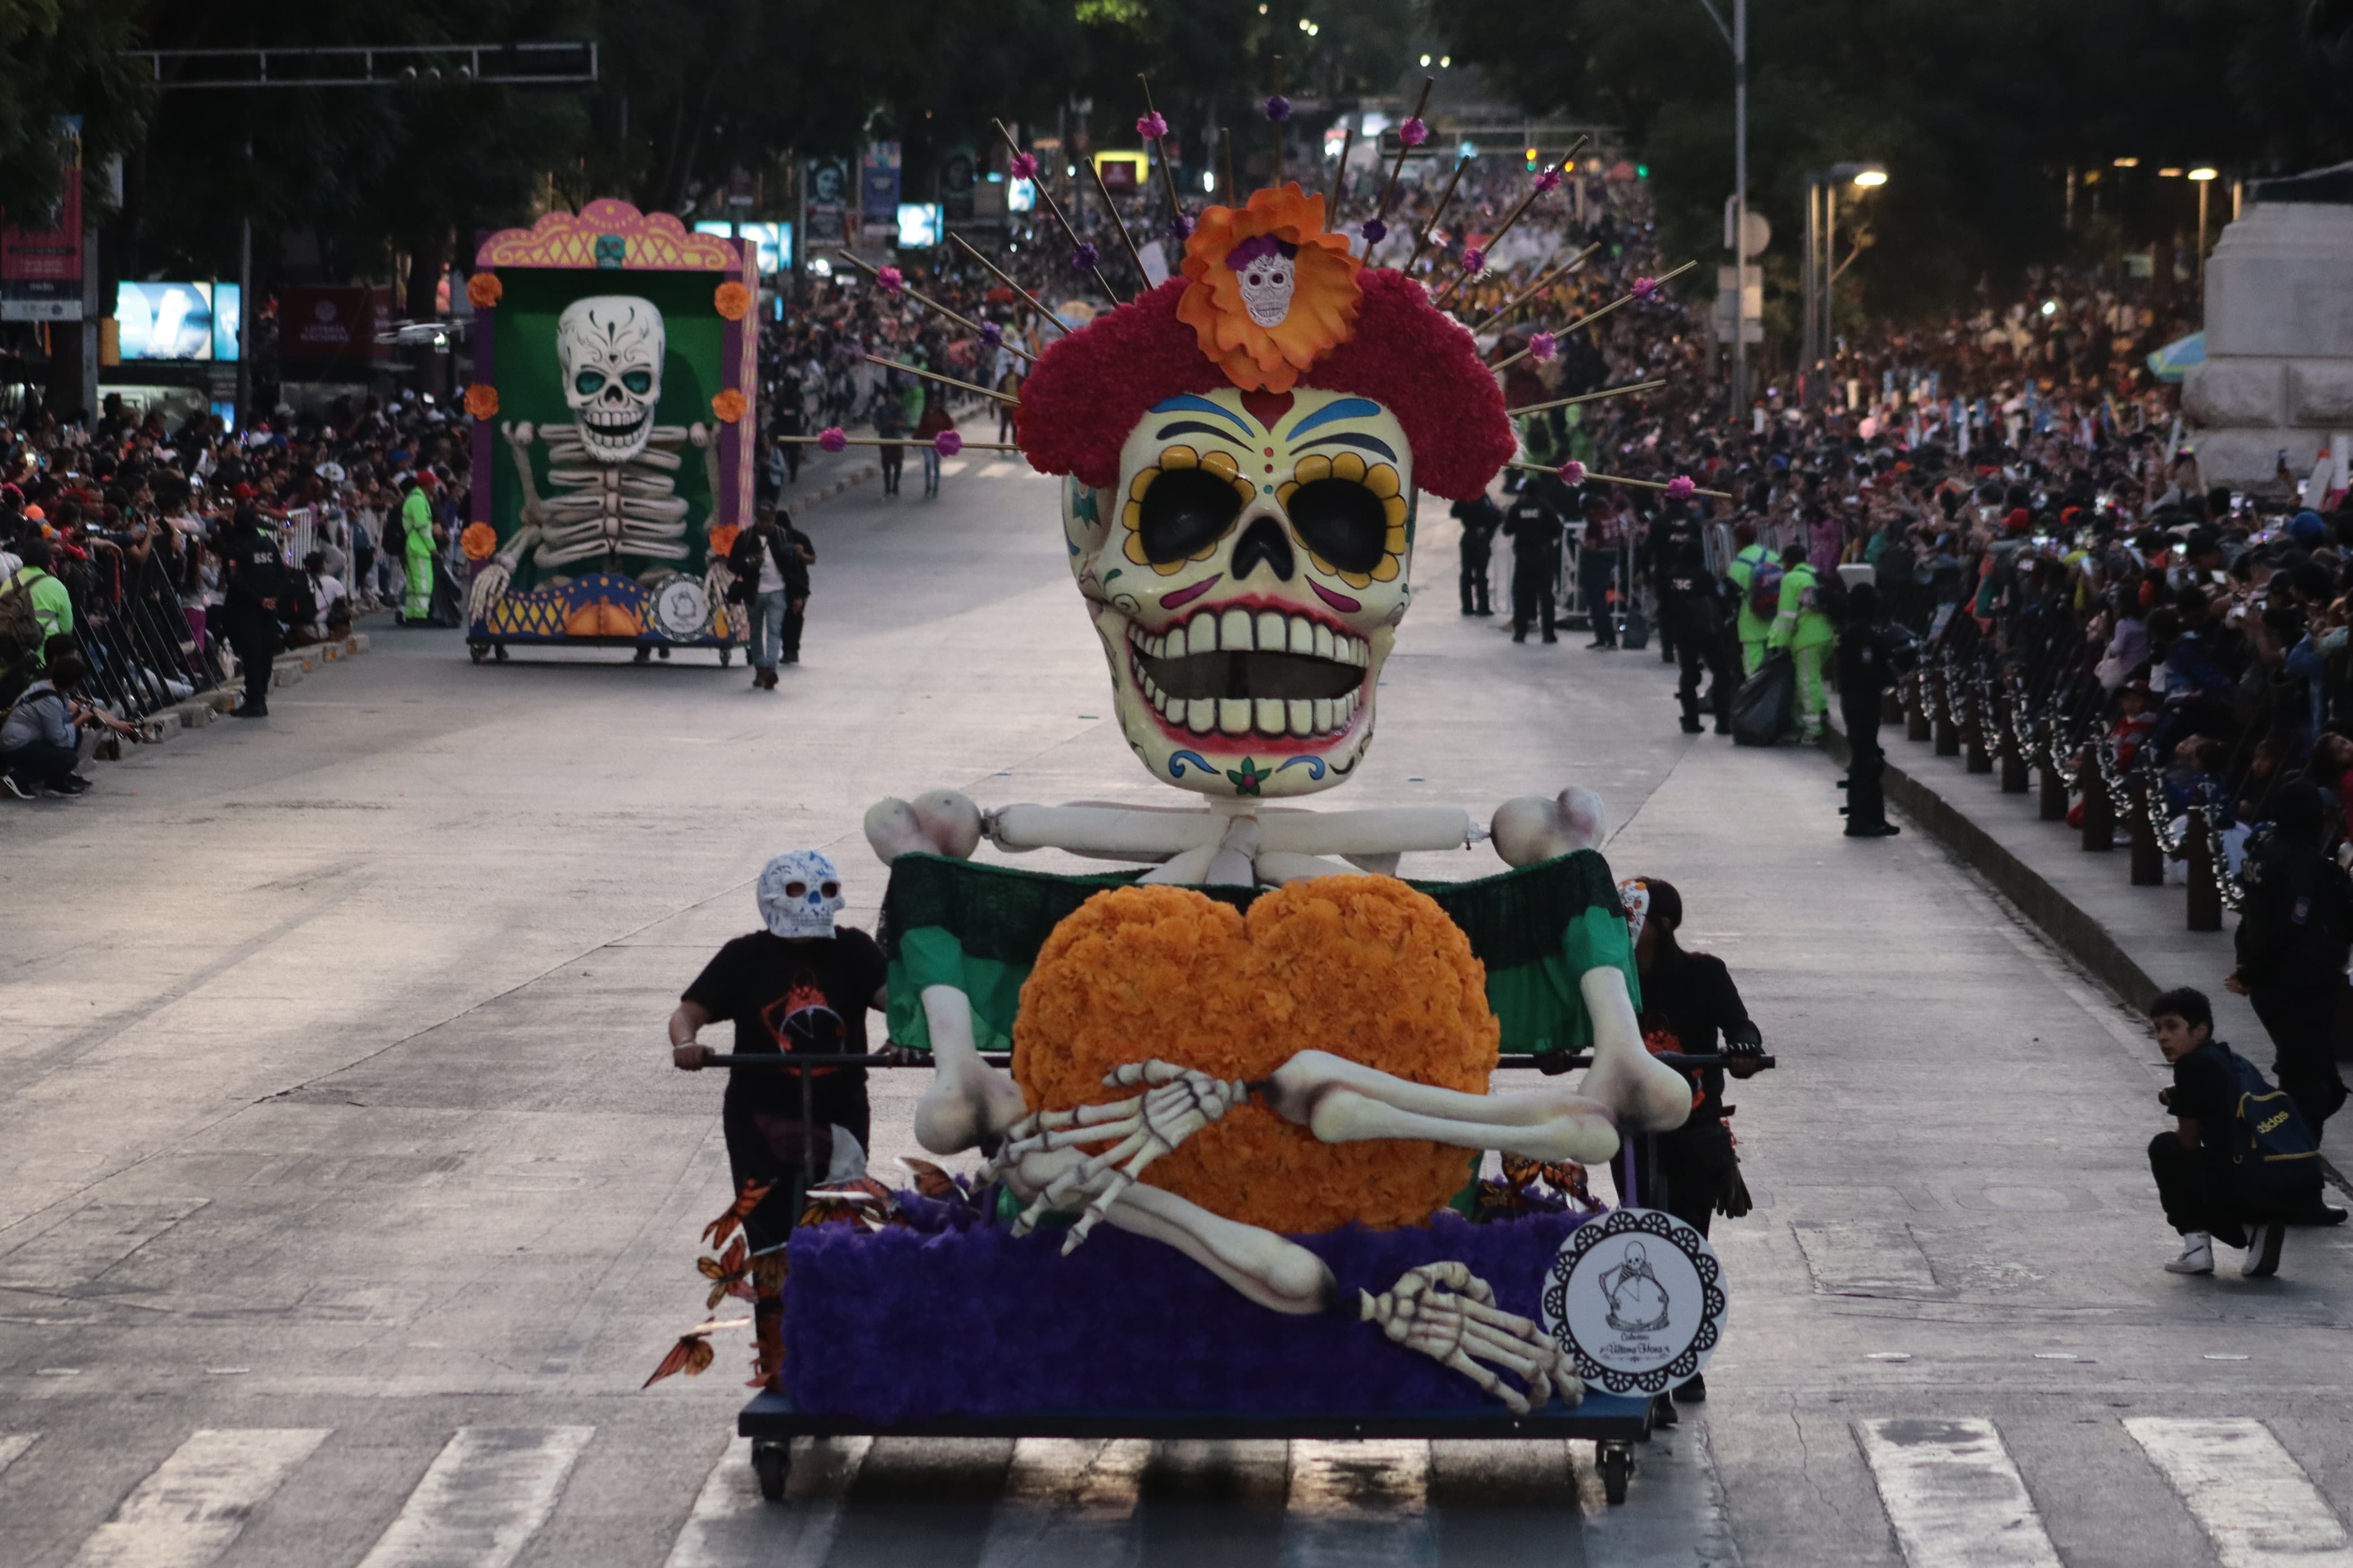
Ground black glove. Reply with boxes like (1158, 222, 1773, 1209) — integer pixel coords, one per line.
(1723, 1021, 1764, 1059)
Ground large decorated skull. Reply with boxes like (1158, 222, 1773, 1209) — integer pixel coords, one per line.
(557, 295, 665, 464)
(1063, 386, 1415, 798)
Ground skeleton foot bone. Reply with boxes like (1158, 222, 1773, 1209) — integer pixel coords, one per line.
(1360, 1262, 1580, 1414)
(988, 1061, 1249, 1251)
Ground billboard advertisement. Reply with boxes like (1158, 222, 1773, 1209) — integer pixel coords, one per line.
(115, 281, 243, 361)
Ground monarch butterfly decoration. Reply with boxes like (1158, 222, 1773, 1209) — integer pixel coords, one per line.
(898, 1156, 984, 1215)
(799, 1176, 901, 1230)
(701, 1181, 772, 1250)
(640, 1317, 749, 1388)
(698, 1236, 752, 1311)
(1475, 1154, 1602, 1220)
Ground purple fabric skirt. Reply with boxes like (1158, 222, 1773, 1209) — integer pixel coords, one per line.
(784, 1201, 1588, 1423)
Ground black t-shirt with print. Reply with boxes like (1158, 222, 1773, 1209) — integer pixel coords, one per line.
(682, 927, 887, 1138)
(2171, 1039, 2240, 1173)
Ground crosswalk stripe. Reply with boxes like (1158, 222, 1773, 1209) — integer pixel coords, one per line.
(355, 1426, 593, 1568)
(1858, 1417, 2061, 1568)
(2124, 1417, 2353, 1567)
(0, 1433, 36, 1476)
(976, 1437, 1150, 1568)
(69, 1427, 330, 1568)
(1283, 1439, 1433, 1568)
(661, 1436, 872, 1568)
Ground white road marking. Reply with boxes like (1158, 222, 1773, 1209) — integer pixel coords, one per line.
(355, 1426, 593, 1568)
(0, 1432, 37, 1475)
(2124, 1417, 2353, 1567)
(69, 1427, 329, 1568)
(976, 1437, 1149, 1568)
(1283, 1439, 1431, 1568)
(661, 1435, 872, 1568)
(1858, 1417, 2061, 1568)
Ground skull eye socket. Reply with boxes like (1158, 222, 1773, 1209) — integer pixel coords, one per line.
(818, 881, 840, 899)
(574, 370, 607, 396)
(621, 370, 653, 395)
(1286, 478, 1391, 574)
(783, 880, 807, 898)
(1137, 466, 1246, 564)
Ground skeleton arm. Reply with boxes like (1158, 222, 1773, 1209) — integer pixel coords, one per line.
(497, 422, 549, 565)
(689, 423, 723, 522)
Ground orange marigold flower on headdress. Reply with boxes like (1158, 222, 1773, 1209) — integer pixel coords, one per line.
(463, 383, 499, 420)
(459, 522, 498, 561)
(465, 272, 502, 309)
(1175, 183, 1361, 394)
(710, 388, 747, 423)
(713, 280, 752, 321)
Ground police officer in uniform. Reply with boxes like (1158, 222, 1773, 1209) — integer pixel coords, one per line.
(1503, 473, 1565, 643)
(1450, 490, 1501, 616)
(221, 507, 286, 719)
(1654, 502, 1738, 733)
(1836, 582, 1913, 836)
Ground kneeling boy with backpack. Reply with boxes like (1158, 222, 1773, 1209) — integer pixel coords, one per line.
(2147, 986, 2324, 1278)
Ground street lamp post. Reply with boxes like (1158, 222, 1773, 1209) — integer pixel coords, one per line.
(1801, 162, 1886, 407)
(2188, 166, 2218, 297)
(1695, 0, 1749, 421)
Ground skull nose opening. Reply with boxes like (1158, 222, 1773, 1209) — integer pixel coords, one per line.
(1231, 516, 1296, 584)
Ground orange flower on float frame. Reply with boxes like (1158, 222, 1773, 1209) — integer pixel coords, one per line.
(1175, 183, 1362, 394)
(710, 388, 747, 423)
(707, 522, 741, 557)
(463, 383, 499, 420)
(459, 522, 499, 561)
(713, 281, 752, 321)
(466, 272, 502, 309)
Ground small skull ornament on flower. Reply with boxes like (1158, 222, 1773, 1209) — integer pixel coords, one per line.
(1232, 237, 1298, 329)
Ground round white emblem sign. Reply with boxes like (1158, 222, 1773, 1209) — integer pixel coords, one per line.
(1540, 1207, 1726, 1396)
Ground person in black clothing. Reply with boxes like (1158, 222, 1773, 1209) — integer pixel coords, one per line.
(1653, 503, 1738, 733)
(1503, 474, 1564, 644)
(1836, 583, 1916, 836)
(779, 519, 816, 665)
(219, 507, 285, 718)
(2147, 987, 2309, 1277)
(1450, 491, 1499, 616)
(667, 849, 888, 1251)
(2225, 780, 2353, 1157)
(1611, 876, 1766, 1409)
(726, 503, 812, 689)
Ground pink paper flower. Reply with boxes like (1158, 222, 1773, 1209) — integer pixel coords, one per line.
(1558, 460, 1588, 485)
(1137, 111, 1169, 140)
(1665, 476, 1696, 500)
(1529, 331, 1558, 362)
(1631, 276, 1661, 301)
(935, 430, 964, 457)
(1399, 118, 1429, 148)
(1533, 166, 1563, 194)
(817, 426, 847, 453)
(876, 266, 905, 293)
(1459, 247, 1486, 274)
(1010, 152, 1038, 181)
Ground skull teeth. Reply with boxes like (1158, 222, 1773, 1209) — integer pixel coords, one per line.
(1130, 610, 1367, 739)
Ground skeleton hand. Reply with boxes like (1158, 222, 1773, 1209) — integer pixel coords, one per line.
(1359, 1262, 1580, 1415)
(989, 1061, 1248, 1253)
(502, 420, 537, 449)
(688, 422, 713, 450)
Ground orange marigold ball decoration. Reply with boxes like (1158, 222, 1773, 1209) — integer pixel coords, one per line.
(713, 281, 752, 321)
(463, 383, 499, 420)
(707, 522, 741, 558)
(459, 522, 499, 561)
(1013, 876, 1498, 1235)
(1175, 182, 1363, 394)
(466, 272, 502, 309)
(711, 388, 747, 424)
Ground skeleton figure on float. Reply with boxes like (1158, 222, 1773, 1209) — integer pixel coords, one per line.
(467, 295, 727, 623)
(861, 184, 1697, 1413)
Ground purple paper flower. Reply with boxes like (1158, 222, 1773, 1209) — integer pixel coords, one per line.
(1399, 118, 1429, 148)
(1533, 167, 1563, 194)
(1137, 111, 1169, 140)
(876, 266, 905, 293)
(1529, 331, 1558, 362)
(1631, 275, 1661, 301)
(818, 426, 848, 453)
(1264, 95, 1292, 123)
(1167, 210, 1195, 241)
(1360, 217, 1387, 244)
(979, 321, 1002, 347)
(1557, 460, 1588, 485)
(1071, 241, 1101, 271)
(1460, 247, 1486, 274)
(935, 430, 964, 457)
(1010, 152, 1039, 182)
(1665, 475, 1696, 500)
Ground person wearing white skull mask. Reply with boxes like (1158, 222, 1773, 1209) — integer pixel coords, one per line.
(667, 850, 890, 1250)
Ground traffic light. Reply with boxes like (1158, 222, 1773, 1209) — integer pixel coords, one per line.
(1525, 146, 1539, 170)
(1636, 164, 1649, 179)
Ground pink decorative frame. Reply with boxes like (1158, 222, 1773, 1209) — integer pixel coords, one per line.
(468, 198, 757, 534)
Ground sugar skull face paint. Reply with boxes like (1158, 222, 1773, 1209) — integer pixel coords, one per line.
(1061, 386, 1416, 798)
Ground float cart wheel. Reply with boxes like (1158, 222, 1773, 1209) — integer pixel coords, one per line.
(468, 642, 489, 664)
(718, 645, 733, 667)
(751, 1437, 791, 1501)
(494, 643, 510, 662)
(1598, 1440, 1634, 1505)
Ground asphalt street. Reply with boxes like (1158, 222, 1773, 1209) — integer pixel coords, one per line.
(3, 450, 2350, 1567)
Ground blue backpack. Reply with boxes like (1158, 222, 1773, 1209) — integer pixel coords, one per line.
(2217, 1047, 2322, 1212)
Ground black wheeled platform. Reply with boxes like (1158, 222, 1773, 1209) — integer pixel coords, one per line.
(738, 1389, 1656, 1504)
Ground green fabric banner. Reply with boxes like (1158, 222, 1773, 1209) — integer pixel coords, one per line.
(881, 851, 1639, 1058)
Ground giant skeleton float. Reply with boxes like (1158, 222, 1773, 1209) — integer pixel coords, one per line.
(648, 83, 1748, 1507)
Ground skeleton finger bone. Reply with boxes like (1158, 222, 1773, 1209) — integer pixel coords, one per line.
(1359, 1262, 1577, 1413)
